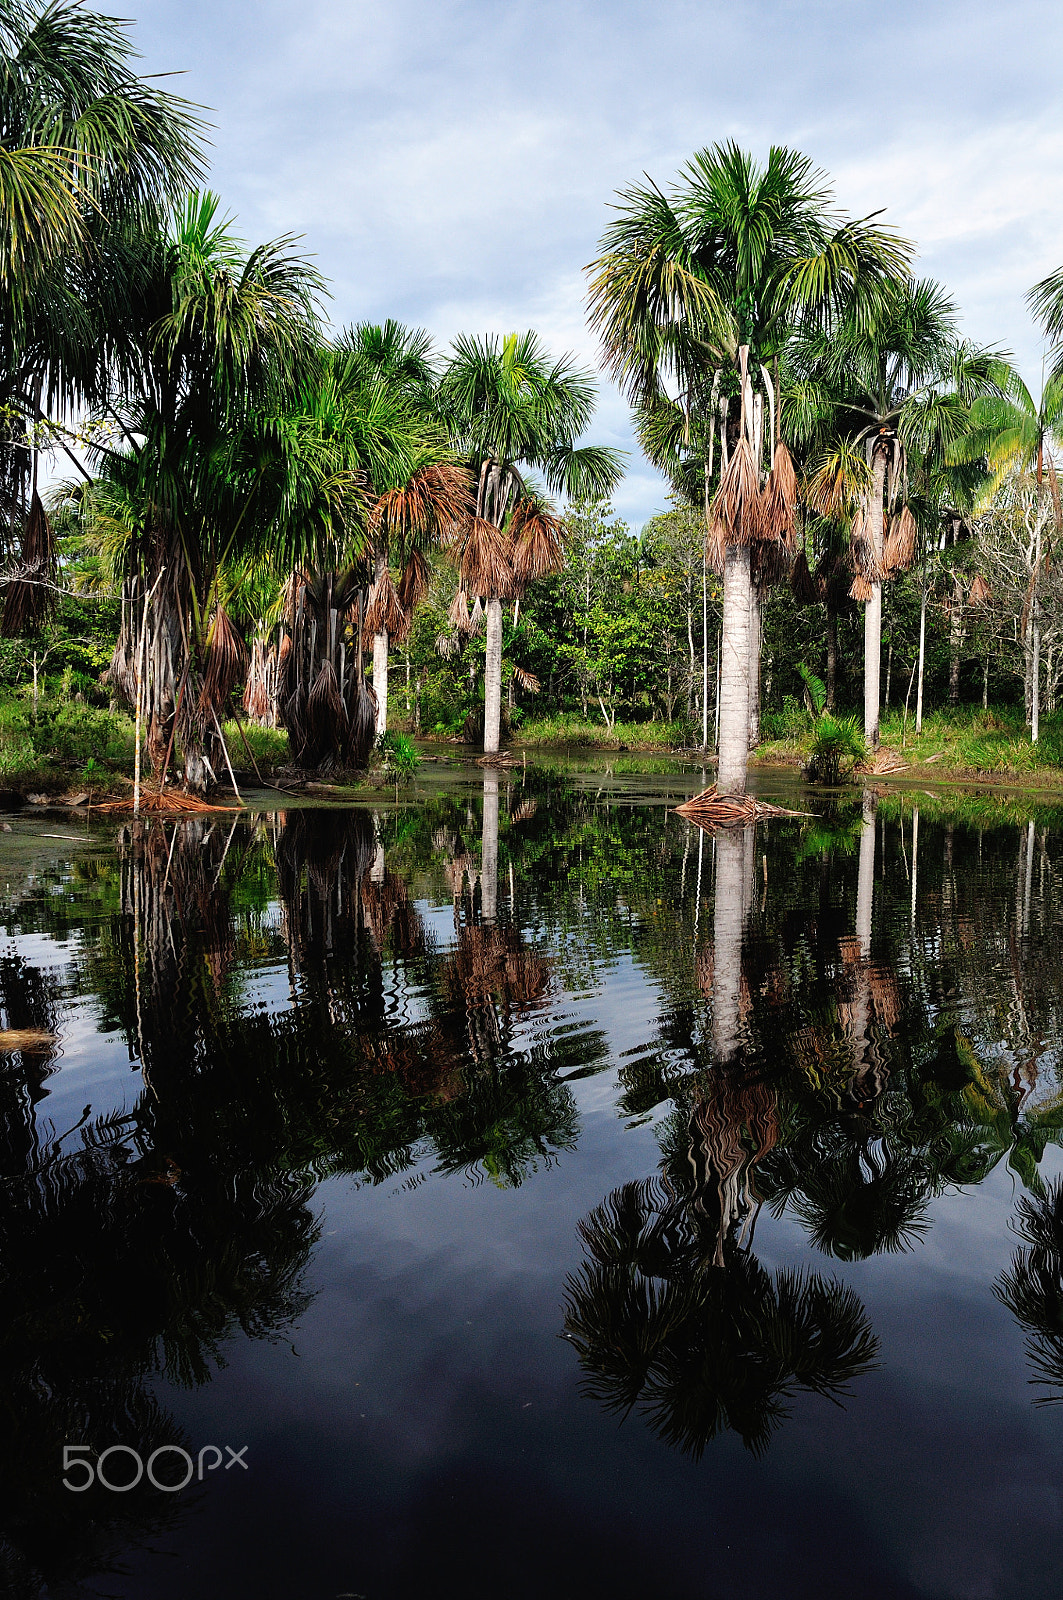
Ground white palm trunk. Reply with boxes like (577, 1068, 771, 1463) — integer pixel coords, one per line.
(717, 543, 753, 794)
(483, 593, 503, 754)
(372, 628, 389, 738)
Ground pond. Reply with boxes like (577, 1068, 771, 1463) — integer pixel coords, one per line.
(2, 764, 1063, 1600)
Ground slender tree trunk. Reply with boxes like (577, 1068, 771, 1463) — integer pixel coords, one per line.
(701, 545, 709, 748)
(948, 573, 964, 705)
(915, 579, 928, 735)
(825, 603, 838, 712)
(718, 544, 753, 794)
(483, 593, 503, 754)
(863, 447, 888, 747)
(373, 629, 389, 739)
(1032, 604, 1041, 744)
(481, 770, 499, 923)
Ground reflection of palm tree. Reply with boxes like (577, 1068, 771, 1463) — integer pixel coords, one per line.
(996, 1181, 1063, 1403)
(563, 1175, 878, 1458)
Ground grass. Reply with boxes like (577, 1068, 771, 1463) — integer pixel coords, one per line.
(516, 713, 696, 751)
(222, 719, 289, 771)
(756, 704, 1063, 784)
(0, 693, 136, 787)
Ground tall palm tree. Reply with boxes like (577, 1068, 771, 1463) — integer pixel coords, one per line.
(438, 330, 622, 755)
(587, 142, 911, 791)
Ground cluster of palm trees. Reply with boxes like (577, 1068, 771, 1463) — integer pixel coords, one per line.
(0, 1, 622, 789)
(587, 142, 1063, 785)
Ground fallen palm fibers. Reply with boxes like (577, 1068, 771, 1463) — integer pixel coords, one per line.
(92, 791, 241, 815)
(674, 786, 808, 826)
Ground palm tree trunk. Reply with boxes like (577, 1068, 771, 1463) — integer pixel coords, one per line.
(717, 544, 753, 795)
(747, 582, 762, 750)
(483, 594, 503, 754)
(373, 628, 389, 738)
(863, 447, 888, 747)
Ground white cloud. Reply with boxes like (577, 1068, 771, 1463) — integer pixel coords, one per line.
(134, 0, 1063, 525)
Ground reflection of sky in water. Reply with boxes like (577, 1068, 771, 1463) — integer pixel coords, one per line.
(3, 798, 1063, 1600)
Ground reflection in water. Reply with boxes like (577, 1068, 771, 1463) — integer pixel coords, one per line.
(996, 1180, 1063, 1402)
(564, 818, 879, 1457)
(2, 780, 1063, 1591)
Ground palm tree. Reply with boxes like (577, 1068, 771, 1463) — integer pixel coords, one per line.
(587, 142, 911, 791)
(0, 0, 203, 627)
(799, 279, 1000, 744)
(90, 192, 323, 790)
(337, 320, 454, 737)
(266, 340, 468, 771)
(437, 331, 622, 755)
(996, 1181, 1063, 1402)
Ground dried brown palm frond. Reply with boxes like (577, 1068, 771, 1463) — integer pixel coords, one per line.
(364, 566, 405, 642)
(700, 511, 724, 576)
(306, 658, 346, 751)
(510, 498, 564, 586)
(510, 797, 538, 822)
(758, 440, 798, 549)
(442, 924, 550, 1011)
(752, 538, 792, 590)
(350, 677, 377, 760)
(882, 505, 917, 575)
(373, 461, 472, 540)
(968, 572, 992, 606)
(456, 515, 515, 598)
(791, 549, 821, 606)
(468, 595, 485, 634)
(849, 574, 874, 602)
(397, 549, 431, 615)
(815, 550, 853, 607)
(436, 630, 460, 659)
(714, 435, 761, 543)
(198, 603, 247, 716)
(512, 664, 541, 694)
(2, 492, 56, 635)
(448, 587, 472, 633)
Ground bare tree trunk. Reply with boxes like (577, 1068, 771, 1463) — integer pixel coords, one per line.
(1032, 604, 1041, 744)
(701, 545, 709, 748)
(484, 593, 504, 754)
(372, 629, 389, 738)
(717, 544, 753, 795)
(948, 573, 964, 705)
(915, 579, 928, 735)
(825, 603, 838, 712)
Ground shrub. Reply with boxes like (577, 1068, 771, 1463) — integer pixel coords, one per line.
(804, 714, 868, 784)
(376, 729, 419, 783)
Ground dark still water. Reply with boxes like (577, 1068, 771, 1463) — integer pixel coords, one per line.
(3, 767, 1063, 1600)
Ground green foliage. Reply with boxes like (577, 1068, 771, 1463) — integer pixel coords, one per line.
(376, 729, 419, 782)
(797, 661, 827, 715)
(221, 720, 289, 769)
(804, 714, 868, 784)
(0, 692, 135, 781)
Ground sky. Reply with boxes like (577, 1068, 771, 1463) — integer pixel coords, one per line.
(127, 0, 1063, 528)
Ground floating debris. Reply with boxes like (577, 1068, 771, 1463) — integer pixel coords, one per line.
(674, 785, 809, 827)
